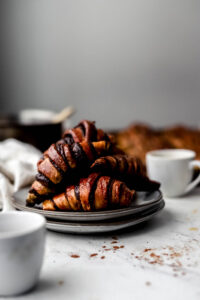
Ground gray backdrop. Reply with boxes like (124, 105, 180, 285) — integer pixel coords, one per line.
(1, 0, 200, 128)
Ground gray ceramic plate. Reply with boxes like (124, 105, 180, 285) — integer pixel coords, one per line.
(46, 200, 165, 234)
(13, 187, 163, 222)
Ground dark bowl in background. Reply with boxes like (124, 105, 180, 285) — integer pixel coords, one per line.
(0, 110, 64, 151)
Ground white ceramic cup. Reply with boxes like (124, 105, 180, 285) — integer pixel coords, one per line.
(146, 149, 200, 197)
(0, 211, 46, 296)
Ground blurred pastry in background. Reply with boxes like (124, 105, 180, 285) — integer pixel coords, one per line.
(114, 123, 200, 165)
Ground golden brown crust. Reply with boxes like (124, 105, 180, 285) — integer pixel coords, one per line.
(63, 128, 84, 143)
(31, 180, 54, 195)
(26, 192, 38, 206)
(94, 176, 110, 210)
(80, 141, 95, 162)
(79, 178, 91, 211)
(43, 199, 56, 211)
(92, 141, 110, 155)
(66, 185, 82, 211)
(53, 193, 72, 210)
(119, 183, 134, 207)
(110, 180, 122, 206)
(79, 173, 100, 211)
(63, 144, 77, 169)
(47, 144, 68, 172)
(77, 120, 96, 141)
(38, 157, 63, 184)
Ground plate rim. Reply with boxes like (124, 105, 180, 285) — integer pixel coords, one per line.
(46, 200, 165, 233)
(12, 187, 163, 221)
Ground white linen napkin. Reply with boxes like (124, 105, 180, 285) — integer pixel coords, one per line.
(0, 139, 41, 211)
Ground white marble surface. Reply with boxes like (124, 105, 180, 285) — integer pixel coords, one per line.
(5, 188, 200, 300)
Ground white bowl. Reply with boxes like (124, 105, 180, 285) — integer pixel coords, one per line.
(0, 211, 46, 296)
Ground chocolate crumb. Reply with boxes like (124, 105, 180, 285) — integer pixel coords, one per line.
(90, 253, 98, 257)
(105, 249, 111, 251)
(70, 254, 80, 258)
(111, 241, 118, 244)
(149, 261, 157, 265)
(120, 245, 125, 249)
(58, 280, 64, 286)
(144, 248, 152, 252)
(150, 253, 160, 258)
(113, 246, 120, 250)
(102, 245, 106, 248)
(101, 256, 105, 259)
(112, 236, 118, 240)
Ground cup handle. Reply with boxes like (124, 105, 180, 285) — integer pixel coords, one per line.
(185, 160, 200, 194)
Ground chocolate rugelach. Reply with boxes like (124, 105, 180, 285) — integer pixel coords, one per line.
(90, 154, 160, 191)
(26, 120, 112, 206)
(42, 173, 135, 211)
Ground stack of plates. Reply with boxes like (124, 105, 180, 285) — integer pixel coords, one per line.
(13, 188, 165, 234)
